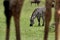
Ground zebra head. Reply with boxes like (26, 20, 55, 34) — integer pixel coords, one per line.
(30, 18, 34, 26)
(30, 8, 37, 26)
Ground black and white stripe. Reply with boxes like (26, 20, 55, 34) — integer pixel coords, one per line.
(30, 7, 46, 26)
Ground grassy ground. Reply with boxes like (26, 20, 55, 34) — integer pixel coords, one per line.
(0, 0, 55, 40)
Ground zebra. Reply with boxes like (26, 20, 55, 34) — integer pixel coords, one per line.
(30, 7, 46, 26)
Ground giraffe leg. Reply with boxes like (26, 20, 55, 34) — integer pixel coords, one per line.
(55, 0, 60, 40)
(3, 1, 12, 40)
(44, 12, 51, 40)
(5, 15, 12, 40)
(5, 10, 12, 40)
(5, 8, 12, 40)
(13, 13, 20, 40)
(44, 0, 52, 40)
(55, 13, 59, 40)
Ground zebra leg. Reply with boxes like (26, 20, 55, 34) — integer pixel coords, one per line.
(42, 15, 45, 26)
(37, 17, 40, 26)
(5, 7, 12, 40)
(31, 2, 32, 5)
(37, 3, 39, 6)
(13, 0, 24, 40)
(12, 6, 21, 40)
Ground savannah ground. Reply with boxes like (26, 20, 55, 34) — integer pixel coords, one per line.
(0, 0, 55, 40)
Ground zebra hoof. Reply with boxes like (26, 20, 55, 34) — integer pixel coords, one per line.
(42, 24, 44, 26)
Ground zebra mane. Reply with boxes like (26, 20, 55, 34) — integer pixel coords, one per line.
(30, 8, 38, 20)
(32, 8, 38, 16)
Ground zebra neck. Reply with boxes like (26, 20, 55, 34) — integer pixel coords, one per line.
(31, 15, 36, 20)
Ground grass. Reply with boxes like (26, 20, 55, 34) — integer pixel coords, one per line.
(0, 0, 55, 40)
